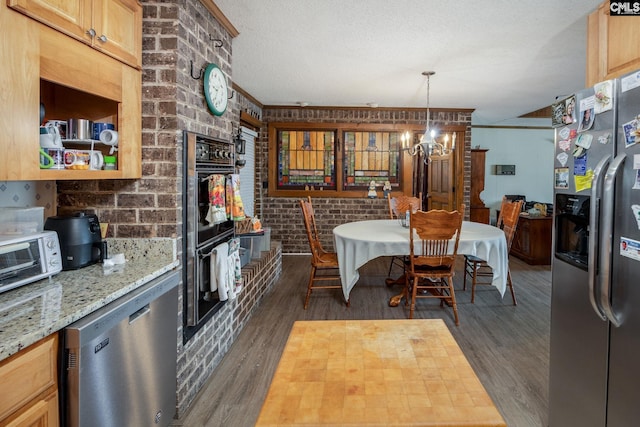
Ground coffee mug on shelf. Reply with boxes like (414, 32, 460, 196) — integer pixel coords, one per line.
(93, 122, 115, 141)
(99, 129, 119, 146)
(39, 124, 63, 148)
(64, 150, 103, 170)
(39, 147, 65, 169)
(45, 120, 67, 140)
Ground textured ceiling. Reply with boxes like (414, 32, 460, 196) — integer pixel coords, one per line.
(214, 0, 603, 125)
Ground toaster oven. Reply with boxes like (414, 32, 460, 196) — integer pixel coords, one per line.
(0, 231, 63, 294)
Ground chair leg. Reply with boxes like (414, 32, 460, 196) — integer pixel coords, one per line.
(304, 265, 316, 309)
(507, 269, 517, 305)
(471, 261, 478, 304)
(409, 277, 418, 319)
(463, 257, 469, 291)
(447, 277, 459, 326)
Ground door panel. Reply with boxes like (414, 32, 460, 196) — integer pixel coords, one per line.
(548, 259, 608, 427)
(427, 153, 454, 211)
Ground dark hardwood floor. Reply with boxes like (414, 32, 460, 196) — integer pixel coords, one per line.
(171, 254, 551, 427)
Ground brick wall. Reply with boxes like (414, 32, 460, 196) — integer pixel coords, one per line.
(56, 0, 282, 418)
(254, 107, 473, 253)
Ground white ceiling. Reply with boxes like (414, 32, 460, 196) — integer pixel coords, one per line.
(214, 0, 603, 125)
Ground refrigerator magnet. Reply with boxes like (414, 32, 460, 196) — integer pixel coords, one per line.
(598, 133, 611, 144)
(573, 150, 587, 174)
(633, 170, 640, 190)
(564, 96, 576, 124)
(554, 168, 569, 189)
(557, 152, 569, 167)
(574, 169, 593, 192)
(551, 102, 565, 127)
(593, 80, 613, 114)
(622, 116, 640, 147)
(558, 139, 571, 151)
(578, 96, 595, 132)
(620, 237, 640, 261)
(558, 127, 571, 140)
(576, 133, 593, 149)
(632, 205, 640, 228)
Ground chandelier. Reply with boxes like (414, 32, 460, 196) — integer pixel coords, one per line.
(403, 71, 455, 164)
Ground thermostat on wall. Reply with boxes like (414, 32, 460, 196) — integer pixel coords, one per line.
(494, 164, 516, 175)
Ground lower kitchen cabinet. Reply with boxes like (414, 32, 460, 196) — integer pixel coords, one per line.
(0, 335, 59, 427)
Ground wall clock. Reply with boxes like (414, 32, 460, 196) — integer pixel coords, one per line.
(203, 63, 228, 116)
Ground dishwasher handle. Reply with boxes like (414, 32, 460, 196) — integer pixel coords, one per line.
(129, 304, 151, 324)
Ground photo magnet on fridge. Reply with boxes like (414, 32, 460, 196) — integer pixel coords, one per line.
(622, 115, 640, 147)
(578, 95, 595, 132)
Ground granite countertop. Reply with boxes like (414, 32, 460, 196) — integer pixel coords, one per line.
(0, 238, 180, 362)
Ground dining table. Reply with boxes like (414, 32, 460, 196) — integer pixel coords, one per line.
(332, 219, 509, 304)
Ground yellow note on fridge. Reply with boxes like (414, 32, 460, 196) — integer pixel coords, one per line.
(575, 169, 594, 192)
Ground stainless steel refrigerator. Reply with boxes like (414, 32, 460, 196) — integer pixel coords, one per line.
(549, 69, 640, 426)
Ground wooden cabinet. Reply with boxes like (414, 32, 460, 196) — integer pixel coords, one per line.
(0, 1, 141, 181)
(7, 0, 142, 69)
(0, 335, 59, 427)
(510, 214, 552, 265)
(586, 1, 640, 86)
(470, 149, 490, 224)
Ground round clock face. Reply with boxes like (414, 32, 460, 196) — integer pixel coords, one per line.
(203, 63, 228, 116)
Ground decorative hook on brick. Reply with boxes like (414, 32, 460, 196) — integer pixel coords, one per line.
(190, 60, 205, 80)
(228, 90, 235, 100)
(210, 35, 223, 48)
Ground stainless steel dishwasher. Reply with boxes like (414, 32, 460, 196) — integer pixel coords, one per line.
(63, 270, 179, 427)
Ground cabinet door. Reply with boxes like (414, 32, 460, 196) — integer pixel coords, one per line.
(5, 393, 59, 427)
(7, 0, 92, 44)
(92, 0, 142, 68)
(586, 2, 640, 86)
(0, 3, 41, 181)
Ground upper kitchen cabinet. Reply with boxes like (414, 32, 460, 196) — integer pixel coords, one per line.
(7, 0, 142, 69)
(0, 1, 141, 181)
(586, 1, 640, 86)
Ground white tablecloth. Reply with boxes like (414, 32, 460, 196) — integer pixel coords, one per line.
(332, 219, 509, 302)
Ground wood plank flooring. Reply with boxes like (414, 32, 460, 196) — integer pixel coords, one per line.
(170, 255, 551, 427)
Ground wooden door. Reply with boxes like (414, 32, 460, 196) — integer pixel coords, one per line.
(427, 152, 455, 211)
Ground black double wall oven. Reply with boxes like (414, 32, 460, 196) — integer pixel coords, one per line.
(183, 131, 235, 342)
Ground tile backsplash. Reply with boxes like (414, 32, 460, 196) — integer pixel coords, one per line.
(0, 181, 56, 219)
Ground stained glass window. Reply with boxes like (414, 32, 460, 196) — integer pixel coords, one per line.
(277, 130, 336, 190)
(343, 131, 402, 189)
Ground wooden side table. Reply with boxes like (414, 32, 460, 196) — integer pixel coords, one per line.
(510, 214, 553, 265)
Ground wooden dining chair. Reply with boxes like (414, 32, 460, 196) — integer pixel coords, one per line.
(386, 193, 422, 279)
(404, 205, 464, 325)
(299, 197, 347, 309)
(463, 197, 524, 305)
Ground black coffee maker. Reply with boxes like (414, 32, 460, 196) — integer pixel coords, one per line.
(44, 213, 107, 270)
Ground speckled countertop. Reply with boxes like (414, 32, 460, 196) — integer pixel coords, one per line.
(0, 238, 179, 362)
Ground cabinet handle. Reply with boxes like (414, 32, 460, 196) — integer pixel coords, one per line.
(86, 28, 96, 37)
(97, 34, 108, 43)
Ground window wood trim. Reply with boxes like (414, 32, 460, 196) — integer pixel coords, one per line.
(268, 122, 420, 198)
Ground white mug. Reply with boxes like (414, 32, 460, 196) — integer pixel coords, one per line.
(39, 124, 63, 148)
(64, 150, 104, 170)
(90, 150, 104, 170)
(99, 129, 118, 146)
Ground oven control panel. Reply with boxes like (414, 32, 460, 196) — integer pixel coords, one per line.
(194, 136, 234, 167)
